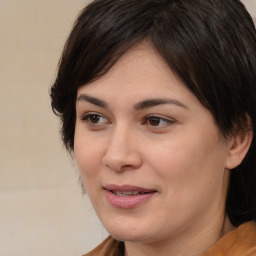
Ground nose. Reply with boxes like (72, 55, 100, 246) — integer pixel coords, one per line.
(102, 125, 142, 172)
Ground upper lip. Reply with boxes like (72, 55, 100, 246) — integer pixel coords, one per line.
(103, 184, 157, 193)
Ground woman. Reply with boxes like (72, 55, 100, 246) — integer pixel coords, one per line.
(50, 0, 256, 255)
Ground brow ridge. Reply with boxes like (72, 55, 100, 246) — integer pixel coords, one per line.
(77, 94, 187, 110)
(134, 98, 187, 110)
(77, 94, 109, 108)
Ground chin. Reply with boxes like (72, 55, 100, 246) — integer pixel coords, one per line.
(103, 221, 154, 242)
(110, 231, 150, 243)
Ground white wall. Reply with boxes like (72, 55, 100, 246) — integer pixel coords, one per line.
(243, 0, 256, 18)
(0, 1, 255, 255)
(0, 1, 108, 256)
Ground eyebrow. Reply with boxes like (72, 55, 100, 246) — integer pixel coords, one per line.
(77, 94, 187, 110)
(134, 98, 187, 110)
(77, 94, 109, 109)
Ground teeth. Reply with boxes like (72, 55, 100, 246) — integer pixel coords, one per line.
(112, 191, 144, 196)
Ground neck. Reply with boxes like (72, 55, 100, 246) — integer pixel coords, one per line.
(124, 214, 235, 256)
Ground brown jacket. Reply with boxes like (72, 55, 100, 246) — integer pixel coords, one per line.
(203, 221, 256, 256)
(83, 222, 256, 256)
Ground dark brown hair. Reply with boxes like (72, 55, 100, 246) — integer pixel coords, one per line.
(50, 0, 256, 226)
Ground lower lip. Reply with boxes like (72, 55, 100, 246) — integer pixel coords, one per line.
(104, 190, 156, 209)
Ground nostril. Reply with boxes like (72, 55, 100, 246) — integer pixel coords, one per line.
(104, 163, 110, 169)
(104, 162, 132, 172)
(120, 164, 134, 171)
(102, 143, 143, 172)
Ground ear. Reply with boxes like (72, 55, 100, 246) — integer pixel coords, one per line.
(225, 130, 253, 170)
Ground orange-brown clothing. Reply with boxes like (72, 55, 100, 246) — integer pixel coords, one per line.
(203, 221, 256, 256)
(83, 222, 256, 256)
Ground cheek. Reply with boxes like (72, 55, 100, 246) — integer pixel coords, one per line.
(147, 131, 228, 194)
(146, 135, 229, 226)
(74, 128, 105, 184)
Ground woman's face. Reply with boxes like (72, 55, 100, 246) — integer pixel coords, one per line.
(74, 42, 232, 244)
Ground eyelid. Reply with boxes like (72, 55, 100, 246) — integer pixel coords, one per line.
(79, 111, 175, 129)
(143, 114, 175, 127)
(80, 112, 110, 126)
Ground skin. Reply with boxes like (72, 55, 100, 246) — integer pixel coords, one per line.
(74, 42, 238, 256)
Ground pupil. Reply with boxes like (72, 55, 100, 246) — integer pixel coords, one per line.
(149, 117, 160, 126)
(90, 115, 100, 123)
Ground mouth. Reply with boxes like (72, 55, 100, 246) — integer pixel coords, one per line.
(104, 184, 157, 195)
(111, 191, 151, 196)
(103, 184, 157, 208)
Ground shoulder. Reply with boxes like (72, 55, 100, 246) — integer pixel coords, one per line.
(82, 236, 124, 256)
(203, 221, 256, 256)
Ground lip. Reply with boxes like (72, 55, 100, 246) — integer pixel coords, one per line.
(104, 184, 157, 193)
(103, 184, 157, 209)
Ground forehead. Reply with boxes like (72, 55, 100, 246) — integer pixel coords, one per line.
(77, 41, 190, 100)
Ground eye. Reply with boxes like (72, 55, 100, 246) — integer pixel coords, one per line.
(143, 115, 174, 128)
(81, 113, 109, 126)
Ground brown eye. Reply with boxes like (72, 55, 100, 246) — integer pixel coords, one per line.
(148, 116, 161, 126)
(88, 114, 101, 124)
(81, 113, 108, 125)
(144, 115, 174, 128)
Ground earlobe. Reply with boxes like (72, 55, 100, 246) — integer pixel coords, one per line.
(225, 130, 253, 170)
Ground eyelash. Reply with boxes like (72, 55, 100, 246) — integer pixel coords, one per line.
(142, 115, 175, 127)
(80, 113, 109, 126)
(80, 113, 175, 128)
